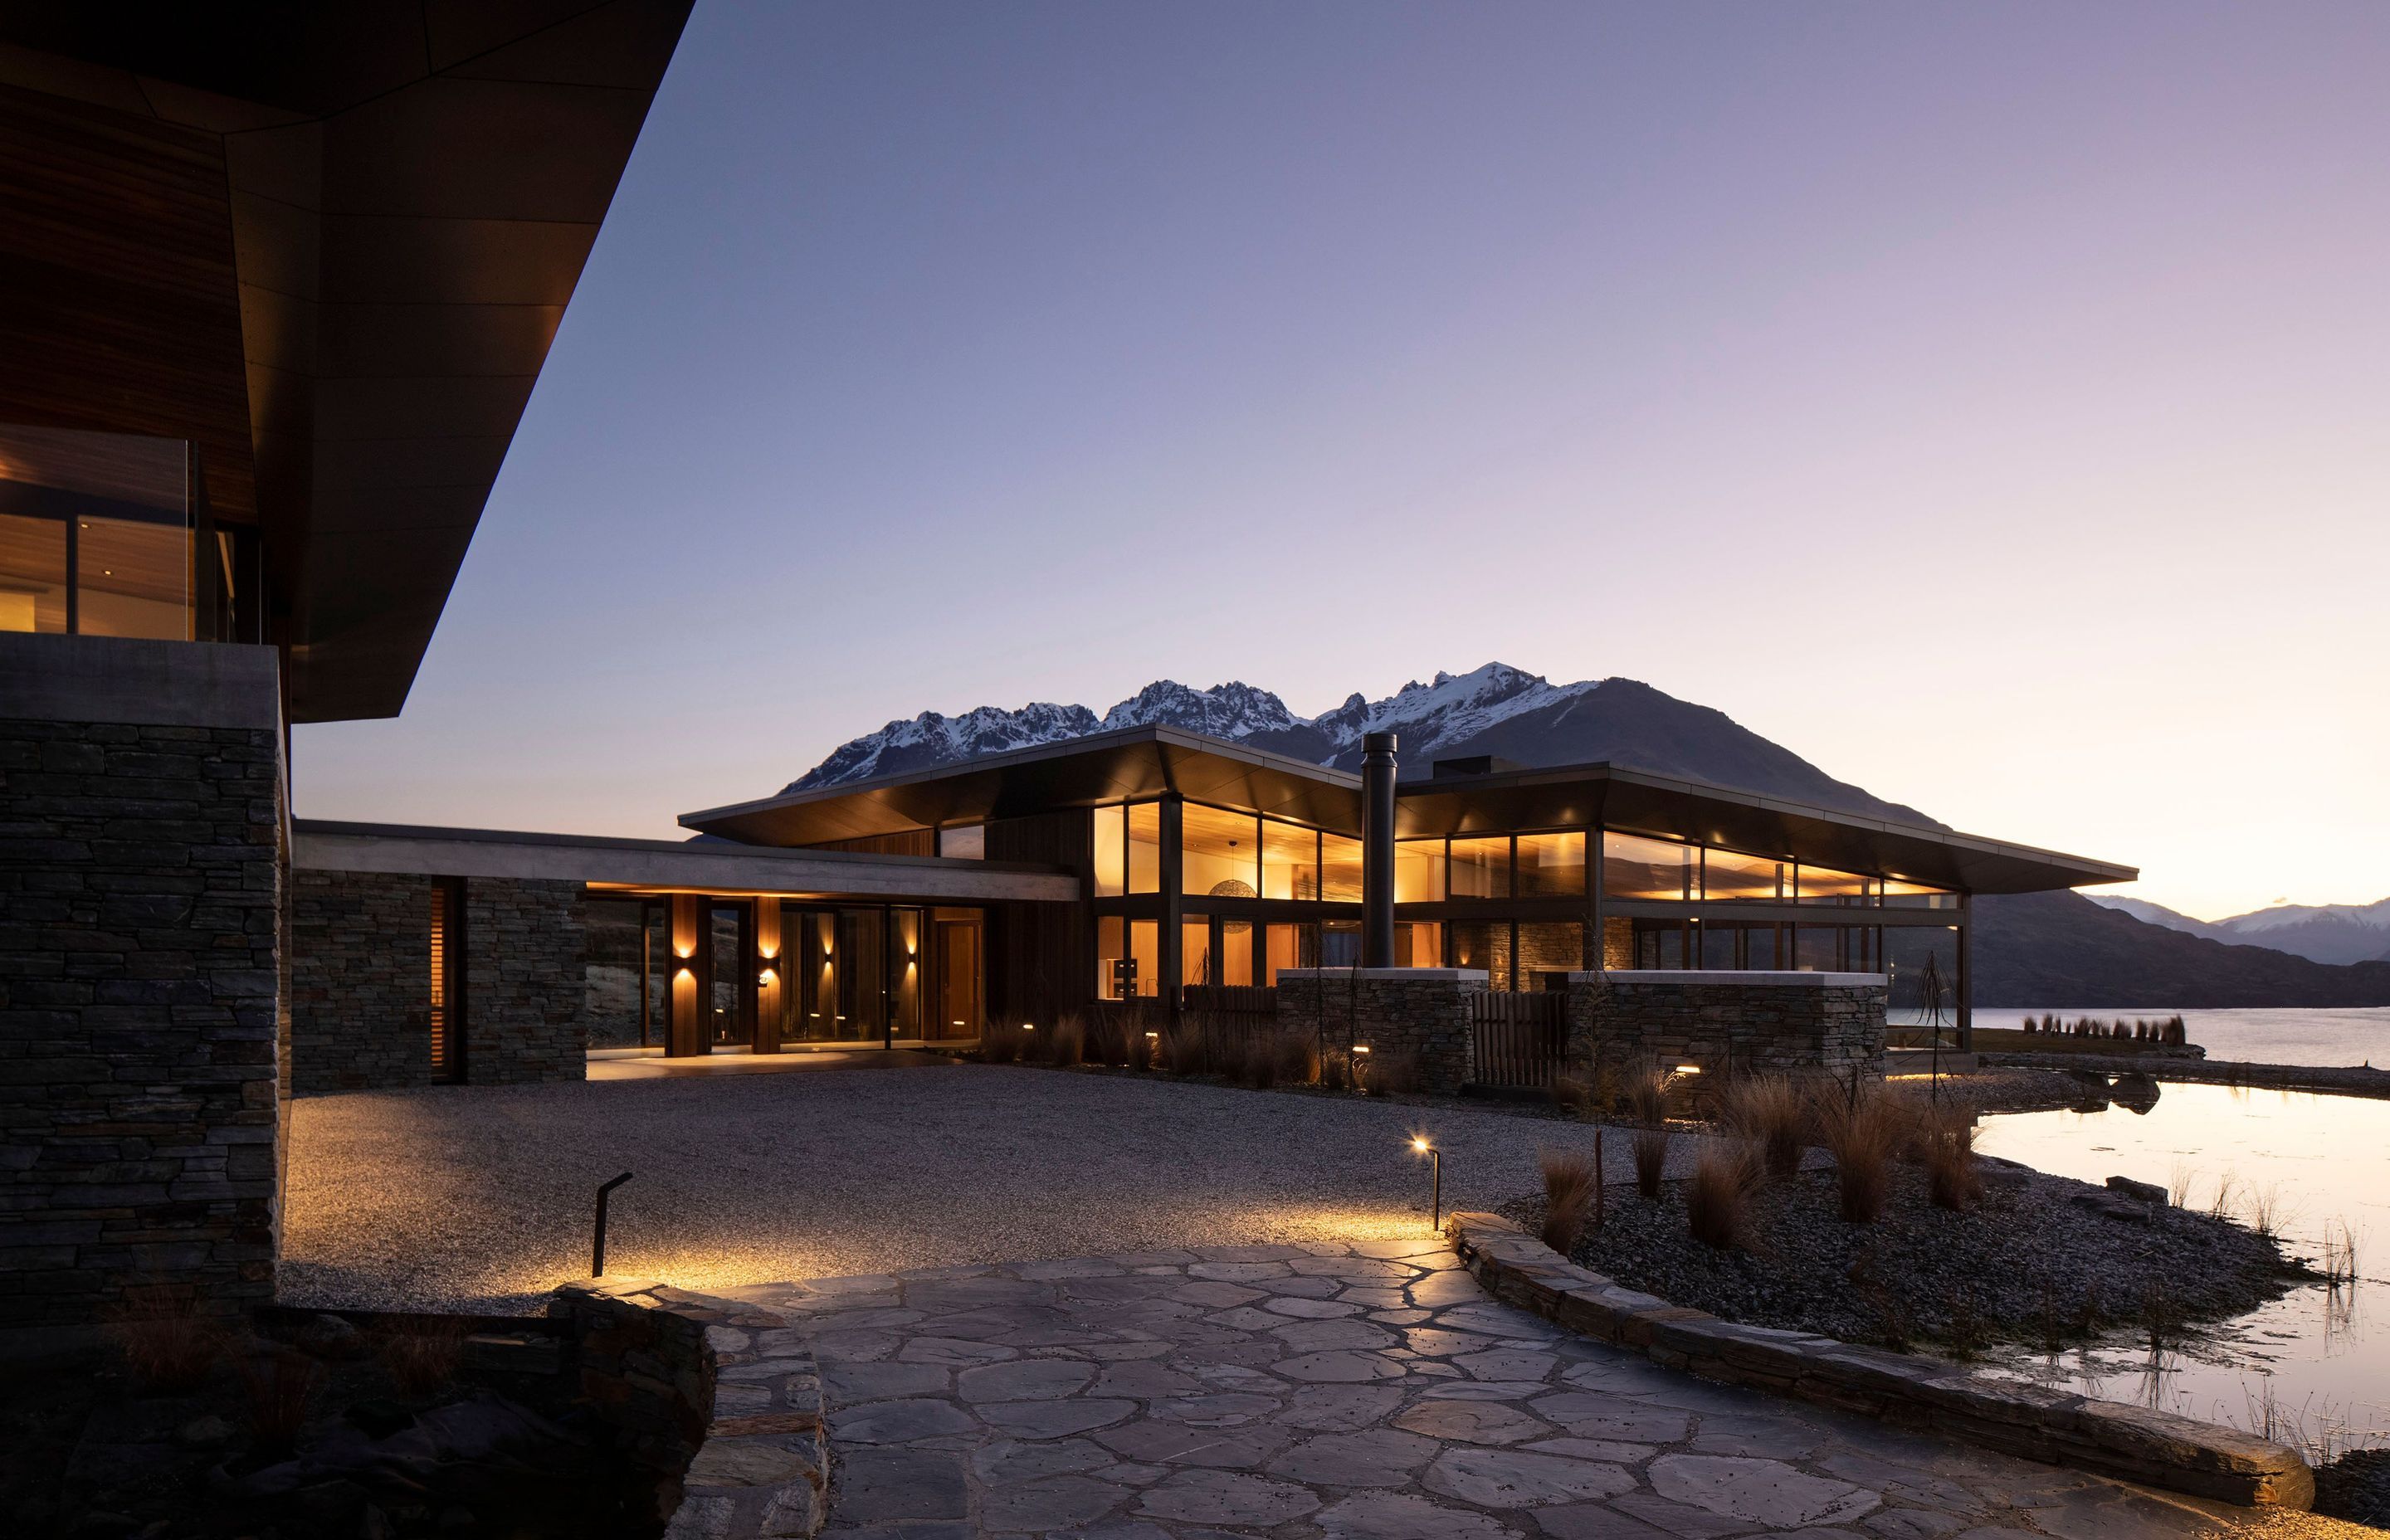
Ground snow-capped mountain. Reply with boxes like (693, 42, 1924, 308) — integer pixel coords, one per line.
(2090, 894, 2390, 967)
(786, 662, 1919, 822)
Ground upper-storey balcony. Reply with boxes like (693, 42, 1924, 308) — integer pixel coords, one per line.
(0, 425, 261, 646)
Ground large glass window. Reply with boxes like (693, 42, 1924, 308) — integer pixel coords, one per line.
(1126, 803, 1163, 893)
(0, 427, 196, 641)
(76, 514, 189, 640)
(1515, 831, 1586, 896)
(1882, 880, 1957, 909)
(1183, 803, 1260, 898)
(1217, 916, 1255, 987)
(0, 514, 66, 633)
(1183, 919, 1215, 986)
(1796, 864, 1873, 904)
(1319, 918, 1363, 968)
(1703, 847, 1784, 902)
(1449, 836, 1510, 899)
(1603, 833, 1694, 900)
(1129, 919, 1160, 996)
(1319, 832, 1364, 902)
(1263, 923, 1308, 983)
(1394, 839, 1445, 902)
(1261, 819, 1318, 899)
(1395, 920, 1442, 967)
(1093, 807, 1126, 896)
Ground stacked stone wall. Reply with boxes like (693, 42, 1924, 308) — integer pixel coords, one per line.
(0, 710, 283, 1328)
(1278, 968, 1487, 1094)
(1563, 971, 1886, 1096)
(463, 878, 587, 1084)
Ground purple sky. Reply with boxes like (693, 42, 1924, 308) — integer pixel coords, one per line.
(293, 1, 2389, 922)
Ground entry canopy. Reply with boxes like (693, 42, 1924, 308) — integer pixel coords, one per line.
(684, 728, 2133, 897)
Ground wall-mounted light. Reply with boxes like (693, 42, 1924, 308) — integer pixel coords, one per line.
(1674, 1064, 1702, 1075)
(1354, 1045, 1373, 1056)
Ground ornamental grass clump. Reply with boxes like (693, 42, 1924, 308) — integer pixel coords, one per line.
(1721, 1074, 1806, 1179)
(1373, 1049, 1422, 1096)
(240, 1343, 324, 1455)
(1626, 1061, 1672, 1128)
(106, 1284, 227, 1392)
(1539, 1148, 1600, 1256)
(1815, 1084, 1904, 1224)
(1685, 1141, 1760, 1250)
(1631, 1125, 1671, 1198)
(1919, 1099, 1983, 1211)
(1041, 1013, 1086, 1067)
(978, 1023, 1024, 1064)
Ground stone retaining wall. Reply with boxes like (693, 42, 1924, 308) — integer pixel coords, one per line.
(1445, 1211, 2313, 1510)
(289, 870, 587, 1092)
(1278, 968, 1488, 1094)
(0, 638, 285, 1331)
(552, 1277, 827, 1538)
(1564, 971, 1886, 1097)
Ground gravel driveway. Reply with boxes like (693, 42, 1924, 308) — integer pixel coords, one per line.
(282, 1060, 1709, 1312)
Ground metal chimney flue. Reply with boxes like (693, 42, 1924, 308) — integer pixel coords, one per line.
(1361, 731, 1397, 968)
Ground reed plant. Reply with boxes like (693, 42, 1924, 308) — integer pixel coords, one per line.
(1813, 1083, 1904, 1224)
(1685, 1140, 1760, 1250)
(1631, 1125, 1671, 1198)
(1720, 1074, 1805, 1179)
(2322, 1221, 2361, 1286)
(2243, 1182, 2292, 1241)
(2168, 1161, 2198, 1208)
(1539, 1148, 1600, 1256)
(2207, 1172, 2240, 1222)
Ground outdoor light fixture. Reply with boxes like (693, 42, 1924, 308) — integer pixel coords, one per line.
(1412, 1138, 1442, 1233)
(1675, 1064, 1702, 1075)
(592, 1171, 633, 1277)
(1354, 1045, 1373, 1055)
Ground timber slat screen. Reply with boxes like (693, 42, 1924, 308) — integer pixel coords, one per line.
(1469, 989, 1568, 1089)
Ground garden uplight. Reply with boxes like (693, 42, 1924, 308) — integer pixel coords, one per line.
(1412, 1137, 1442, 1232)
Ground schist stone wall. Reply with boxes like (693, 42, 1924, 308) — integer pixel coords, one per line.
(288, 869, 588, 1092)
(0, 637, 286, 1330)
(1278, 967, 1488, 1094)
(1563, 969, 1888, 1091)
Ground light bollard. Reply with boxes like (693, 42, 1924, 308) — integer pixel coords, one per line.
(1412, 1138, 1441, 1233)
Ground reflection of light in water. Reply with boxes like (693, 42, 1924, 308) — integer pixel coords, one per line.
(1976, 1083, 2390, 1456)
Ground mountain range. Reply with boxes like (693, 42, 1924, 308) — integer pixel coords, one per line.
(785, 663, 2390, 1008)
(2087, 895, 2390, 967)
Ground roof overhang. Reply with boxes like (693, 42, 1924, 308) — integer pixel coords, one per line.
(0, 1, 694, 722)
(1395, 762, 2135, 895)
(293, 820, 1081, 904)
(680, 725, 1364, 847)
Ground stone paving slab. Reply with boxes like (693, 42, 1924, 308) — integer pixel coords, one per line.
(721, 1245, 2240, 1539)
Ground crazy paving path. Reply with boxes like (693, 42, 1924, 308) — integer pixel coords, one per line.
(719, 1241, 2234, 1540)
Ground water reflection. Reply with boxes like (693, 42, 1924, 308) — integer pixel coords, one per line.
(1975, 1083, 2389, 1458)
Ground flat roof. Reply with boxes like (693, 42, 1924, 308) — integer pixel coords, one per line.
(680, 725, 1364, 847)
(292, 819, 1080, 904)
(680, 729, 2133, 896)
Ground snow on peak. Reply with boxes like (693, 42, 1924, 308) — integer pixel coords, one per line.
(1334, 662, 1599, 749)
(1098, 680, 1299, 738)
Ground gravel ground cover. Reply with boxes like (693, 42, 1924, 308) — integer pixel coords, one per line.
(1505, 1162, 2297, 1353)
(281, 1061, 1706, 1313)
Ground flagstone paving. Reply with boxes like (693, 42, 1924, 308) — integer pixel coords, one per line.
(719, 1243, 2236, 1539)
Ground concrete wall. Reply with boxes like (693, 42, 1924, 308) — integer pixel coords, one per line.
(289, 869, 588, 1092)
(1564, 969, 1887, 1094)
(1279, 967, 1488, 1094)
(0, 636, 285, 1328)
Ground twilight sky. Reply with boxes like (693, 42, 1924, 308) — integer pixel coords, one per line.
(293, 0, 2389, 923)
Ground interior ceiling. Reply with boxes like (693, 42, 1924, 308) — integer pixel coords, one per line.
(0, 1, 694, 721)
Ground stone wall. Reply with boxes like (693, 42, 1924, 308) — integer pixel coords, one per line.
(1278, 968, 1488, 1094)
(288, 869, 588, 1092)
(1564, 970, 1886, 1096)
(0, 637, 285, 1330)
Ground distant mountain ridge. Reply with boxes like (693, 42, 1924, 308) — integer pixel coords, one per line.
(2088, 894, 2390, 967)
(775, 662, 2390, 1012)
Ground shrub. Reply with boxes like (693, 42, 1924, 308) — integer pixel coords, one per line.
(1720, 1075, 1805, 1179)
(1919, 1101, 1982, 1211)
(1631, 1125, 1670, 1198)
(240, 1344, 324, 1455)
(376, 1317, 468, 1397)
(1685, 1141, 1758, 1250)
(1539, 1148, 1599, 1255)
(1815, 1084, 1903, 1223)
(106, 1285, 226, 1391)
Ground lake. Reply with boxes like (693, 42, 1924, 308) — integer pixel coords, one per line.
(1975, 1079, 2389, 1460)
(1971, 1005, 2390, 1069)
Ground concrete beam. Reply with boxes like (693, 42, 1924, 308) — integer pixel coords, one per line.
(0, 633, 280, 729)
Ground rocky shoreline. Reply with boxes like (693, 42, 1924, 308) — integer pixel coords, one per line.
(1502, 1160, 2302, 1356)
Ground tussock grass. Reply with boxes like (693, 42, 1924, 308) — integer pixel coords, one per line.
(240, 1344, 324, 1455)
(2168, 1161, 2198, 1208)
(978, 1024, 1024, 1064)
(1919, 1099, 1983, 1211)
(1551, 1075, 1593, 1118)
(1041, 1013, 1086, 1067)
(105, 1284, 226, 1391)
(1631, 1125, 1671, 1199)
(1626, 1061, 1672, 1128)
(375, 1316, 469, 1397)
(1814, 1084, 1905, 1224)
(2242, 1181, 2293, 1241)
(1685, 1140, 1760, 1250)
(1539, 1148, 1599, 1255)
(1720, 1075, 1807, 1179)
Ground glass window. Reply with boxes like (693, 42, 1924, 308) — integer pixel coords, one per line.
(1794, 924, 1846, 972)
(1517, 920, 1583, 986)
(1395, 920, 1442, 968)
(1394, 839, 1445, 902)
(1743, 923, 1783, 968)
(1093, 807, 1126, 896)
(1319, 832, 1364, 902)
(1098, 915, 1125, 997)
(1319, 918, 1363, 967)
(1129, 919, 1160, 996)
(1796, 864, 1873, 904)
(1603, 833, 1694, 900)
(1703, 847, 1784, 902)
(1515, 831, 1586, 896)
(0, 514, 67, 633)
(1183, 803, 1260, 897)
(1127, 803, 1162, 894)
(1699, 920, 1739, 969)
(77, 514, 189, 640)
(1263, 923, 1308, 983)
(1448, 836, 1510, 899)
(1218, 916, 1255, 987)
(1183, 919, 1214, 986)
(1261, 819, 1318, 899)
(1881, 880, 1957, 909)
(938, 825, 985, 860)
(1634, 919, 1687, 969)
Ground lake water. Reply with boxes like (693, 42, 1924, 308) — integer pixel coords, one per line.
(1971, 1005, 2390, 1069)
(1975, 1079, 2389, 1459)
